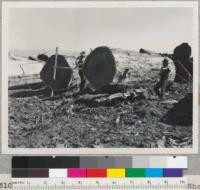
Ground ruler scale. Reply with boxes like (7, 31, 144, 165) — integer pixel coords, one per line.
(12, 178, 188, 190)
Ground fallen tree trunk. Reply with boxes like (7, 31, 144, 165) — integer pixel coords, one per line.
(75, 87, 147, 107)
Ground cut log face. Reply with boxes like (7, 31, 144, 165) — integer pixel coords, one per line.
(83, 46, 116, 90)
(173, 43, 193, 82)
(40, 55, 73, 91)
(173, 43, 191, 62)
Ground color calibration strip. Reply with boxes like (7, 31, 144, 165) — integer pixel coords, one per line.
(12, 156, 187, 169)
(12, 168, 183, 178)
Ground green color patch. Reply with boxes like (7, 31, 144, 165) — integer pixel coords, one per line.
(125, 168, 146, 177)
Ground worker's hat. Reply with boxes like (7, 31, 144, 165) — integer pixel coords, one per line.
(163, 58, 169, 64)
(80, 51, 86, 55)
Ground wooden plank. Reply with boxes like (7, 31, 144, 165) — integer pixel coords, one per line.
(53, 47, 59, 80)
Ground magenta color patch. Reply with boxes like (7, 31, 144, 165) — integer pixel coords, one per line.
(67, 168, 86, 178)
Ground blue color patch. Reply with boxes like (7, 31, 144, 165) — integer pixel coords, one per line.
(145, 168, 163, 177)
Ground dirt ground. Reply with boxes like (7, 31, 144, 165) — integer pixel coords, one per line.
(8, 77, 192, 148)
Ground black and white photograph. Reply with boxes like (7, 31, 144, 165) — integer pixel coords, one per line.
(1, 1, 198, 154)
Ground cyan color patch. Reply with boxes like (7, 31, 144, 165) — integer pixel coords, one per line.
(145, 168, 163, 177)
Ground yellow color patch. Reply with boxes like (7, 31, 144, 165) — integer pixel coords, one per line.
(107, 168, 125, 178)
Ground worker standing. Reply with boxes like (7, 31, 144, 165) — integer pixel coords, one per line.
(75, 51, 86, 91)
(154, 58, 171, 99)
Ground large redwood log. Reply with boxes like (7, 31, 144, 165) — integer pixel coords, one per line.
(173, 43, 193, 82)
(40, 55, 73, 91)
(83, 46, 116, 90)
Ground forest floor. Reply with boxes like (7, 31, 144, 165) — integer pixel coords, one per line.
(8, 76, 192, 148)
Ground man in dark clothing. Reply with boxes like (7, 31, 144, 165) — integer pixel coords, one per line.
(118, 68, 129, 83)
(154, 58, 171, 99)
(76, 51, 86, 91)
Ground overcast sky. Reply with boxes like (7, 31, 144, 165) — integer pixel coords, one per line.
(8, 7, 193, 53)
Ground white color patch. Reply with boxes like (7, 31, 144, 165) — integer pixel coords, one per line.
(167, 156, 188, 169)
(49, 169, 67, 178)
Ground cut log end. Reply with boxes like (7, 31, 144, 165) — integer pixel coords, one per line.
(83, 46, 116, 90)
(40, 55, 73, 91)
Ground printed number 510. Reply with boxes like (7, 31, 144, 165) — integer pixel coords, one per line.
(0, 183, 12, 189)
